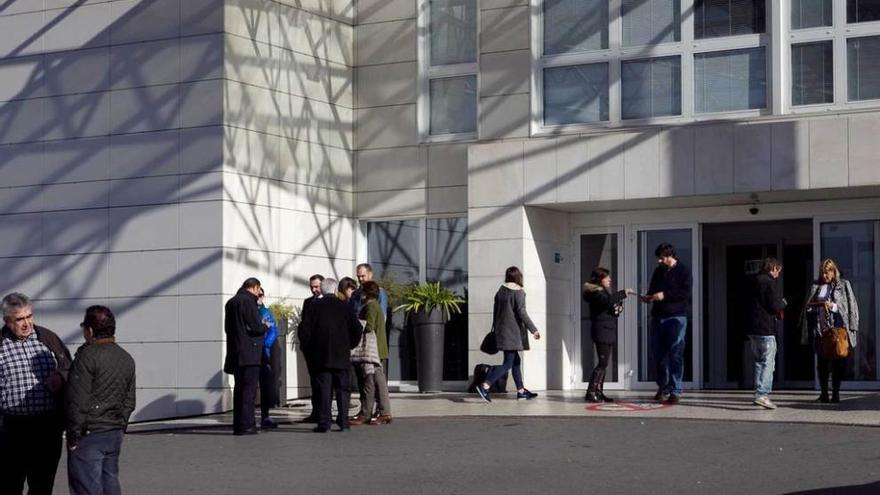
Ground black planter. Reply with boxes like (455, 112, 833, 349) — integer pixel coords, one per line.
(412, 309, 445, 393)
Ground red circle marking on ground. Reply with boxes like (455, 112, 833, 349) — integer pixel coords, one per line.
(586, 402, 670, 412)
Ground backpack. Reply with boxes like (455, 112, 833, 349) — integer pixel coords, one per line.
(468, 363, 508, 393)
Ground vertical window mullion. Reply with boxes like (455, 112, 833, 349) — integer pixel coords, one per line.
(609, 0, 623, 123)
(681, 0, 696, 117)
(834, 0, 848, 103)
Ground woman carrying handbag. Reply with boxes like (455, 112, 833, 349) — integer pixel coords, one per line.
(350, 281, 392, 424)
(799, 259, 860, 403)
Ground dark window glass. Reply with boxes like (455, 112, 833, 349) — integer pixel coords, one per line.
(694, 0, 766, 39)
(792, 0, 832, 29)
(848, 35, 880, 101)
(543, 63, 610, 125)
(792, 41, 834, 105)
(848, 0, 880, 23)
(621, 56, 682, 119)
(544, 0, 608, 54)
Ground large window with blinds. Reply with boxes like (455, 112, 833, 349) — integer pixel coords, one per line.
(534, 0, 769, 130)
(418, 0, 479, 141)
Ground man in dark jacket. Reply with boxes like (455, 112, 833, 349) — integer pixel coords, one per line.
(224, 278, 269, 435)
(66, 305, 136, 495)
(0, 292, 72, 495)
(747, 257, 785, 410)
(298, 274, 324, 423)
(642, 243, 693, 404)
(298, 278, 362, 432)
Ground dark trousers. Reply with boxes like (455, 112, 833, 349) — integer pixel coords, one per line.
(485, 350, 523, 391)
(0, 413, 63, 495)
(588, 343, 613, 391)
(258, 358, 277, 421)
(314, 369, 350, 430)
(817, 355, 847, 396)
(67, 429, 124, 495)
(233, 365, 260, 433)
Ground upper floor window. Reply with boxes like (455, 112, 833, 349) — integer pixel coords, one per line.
(789, 0, 880, 110)
(534, 0, 769, 131)
(419, 0, 479, 141)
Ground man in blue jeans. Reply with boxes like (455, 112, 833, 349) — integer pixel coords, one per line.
(642, 243, 692, 405)
(746, 257, 785, 409)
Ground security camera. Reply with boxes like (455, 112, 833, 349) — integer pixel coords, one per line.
(749, 206, 759, 215)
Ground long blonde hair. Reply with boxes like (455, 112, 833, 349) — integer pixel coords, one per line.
(819, 258, 841, 282)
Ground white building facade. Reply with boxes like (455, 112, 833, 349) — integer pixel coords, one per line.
(1, 0, 879, 420)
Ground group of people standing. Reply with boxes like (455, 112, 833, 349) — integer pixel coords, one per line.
(577, 242, 861, 409)
(224, 264, 394, 434)
(0, 293, 136, 495)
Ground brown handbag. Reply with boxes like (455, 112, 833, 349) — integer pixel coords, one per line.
(820, 327, 849, 359)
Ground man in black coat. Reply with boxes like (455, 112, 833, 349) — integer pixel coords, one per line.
(298, 274, 324, 423)
(224, 278, 268, 435)
(747, 257, 785, 410)
(298, 278, 362, 433)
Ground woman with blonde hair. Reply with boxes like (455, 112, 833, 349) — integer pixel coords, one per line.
(800, 259, 860, 403)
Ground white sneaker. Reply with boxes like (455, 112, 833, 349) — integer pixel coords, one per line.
(753, 396, 777, 410)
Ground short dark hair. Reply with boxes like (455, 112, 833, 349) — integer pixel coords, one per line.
(362, 281, 380, 300)
(589, 267, 611, 285)
(308, 274, 325, 283)
(338, 277, 358, 293)
(241, 277, 261, 290)
(504, 266, 523, 287)
(356, 263, 373, 273)
(654, 243, 675, 258)
(761, 257, 782, 273)
(82, 305, 116, 339)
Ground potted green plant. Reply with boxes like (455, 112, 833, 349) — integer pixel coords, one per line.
(395, 281, 465, 392)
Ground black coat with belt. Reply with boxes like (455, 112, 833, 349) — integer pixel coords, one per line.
(299, 295, 362, 371)
(582, 283, 627, 345)
(224, 288, 267, 371)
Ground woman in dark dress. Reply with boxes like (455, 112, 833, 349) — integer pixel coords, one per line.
(582, 268, 636, 403)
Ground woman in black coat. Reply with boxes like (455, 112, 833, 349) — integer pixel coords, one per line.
(474, 266, 541, 402)
(582, 268, 636, 403)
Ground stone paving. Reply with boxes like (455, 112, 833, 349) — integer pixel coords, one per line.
(128, 390, 880, 432)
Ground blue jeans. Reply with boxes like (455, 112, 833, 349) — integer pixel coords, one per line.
(652, 316, 687, 395)
(485, 350, 524, 391)
(749, 335, 777, 398)
(67, 429, 124, 495)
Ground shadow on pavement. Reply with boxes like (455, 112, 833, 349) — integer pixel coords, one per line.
(783, 480, 880, 494)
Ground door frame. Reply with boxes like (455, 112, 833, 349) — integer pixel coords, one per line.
(813, 213, 880, 390)
(572, 226, 626, 390)
(626, 222, 703, 391)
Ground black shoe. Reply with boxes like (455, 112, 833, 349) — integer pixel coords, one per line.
(233, 428, 258, 436)
(584, 391, 601, 403)
(476, 385, 491, 403)
(312, 426, 329, 433)
(654, 390, 669, 402)
(817, 394, 830, 403)
(261, 418, 278, 429)
(598, 392, 615, 403)
(830, 393, 840, 403)
(664, 394, 681, 405)
(300, 415, 318, 424)
(517, 389, 538, 400)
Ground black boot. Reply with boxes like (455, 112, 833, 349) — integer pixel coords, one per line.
(597, 369, 614, 403)
(818, 383, 830, 403)
(585, 369, 601, 403)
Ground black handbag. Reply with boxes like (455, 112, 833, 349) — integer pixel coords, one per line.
(480, 328, 498, 355)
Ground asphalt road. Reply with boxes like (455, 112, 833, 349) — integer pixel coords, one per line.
(52, 417, 880, 495)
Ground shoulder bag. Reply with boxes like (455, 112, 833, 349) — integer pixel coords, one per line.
(480, 326, 498, 355)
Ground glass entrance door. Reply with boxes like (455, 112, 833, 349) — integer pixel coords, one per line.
(575, 229, 624, 389)
(633, 226, 700, 390)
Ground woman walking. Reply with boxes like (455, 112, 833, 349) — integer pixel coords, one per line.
(800, 259, 860, 403)
(475, 266, 541, 402)
(350, 281, 392, 424)
(582, 268, 636, 403)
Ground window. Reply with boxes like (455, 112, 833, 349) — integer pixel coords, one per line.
(791, 0, 832, 29)
(535, 1, 769, 130)
(543, 63, 609, 125)
(622, 0, 681, 47)
(419, 0, 478, 140)
(848, 0, 880, 24)
(792, 41, 834, 105)
(694, 47, 766, 113)
(694, 0, 765, 39)
(365, 217, 469, 383)
(622, 56, 682, 119)
(848, 36, 880, 101)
